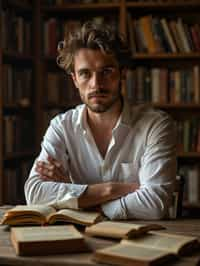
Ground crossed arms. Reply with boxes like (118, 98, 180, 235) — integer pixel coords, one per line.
(35, 156, 139, 209)
(25, 111, 177, 220)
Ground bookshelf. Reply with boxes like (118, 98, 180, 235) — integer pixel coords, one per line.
(0, 0, 3, 204)
(38, 0, 125, 136)
(0, 0, 36, 204)
(0, 0, 200, 213)
(38, 0, 200, 212)
(125, 0, 200, 210)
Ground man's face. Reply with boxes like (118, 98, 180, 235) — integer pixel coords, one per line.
(71, 48, 122, 113)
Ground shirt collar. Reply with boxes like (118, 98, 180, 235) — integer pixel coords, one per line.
(73, 104, 86, 132)
(119, 99, 133, 128)
(74, 99, 133, 132)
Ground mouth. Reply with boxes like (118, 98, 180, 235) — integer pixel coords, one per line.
(88, 92, 108, 100)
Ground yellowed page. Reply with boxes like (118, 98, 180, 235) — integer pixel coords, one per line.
(11, 225, 83, 242)
(48, 208, 101, 225)
(86, 221, 149, 238)
(96, 242, 170, 261)
(122, 232, 197, 254)
(1, 205, 56, 225)
(6, 205, 56, 217)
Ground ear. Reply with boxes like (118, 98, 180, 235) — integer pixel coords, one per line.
(70, 72, 79, 89)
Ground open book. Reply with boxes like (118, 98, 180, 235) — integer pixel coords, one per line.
(121, 231, 200, 256)
(94, 241, 175, 266)
(85, 221, 165, 239)
(93, 231, 199, 266)
(11, 225, 88, 256)
(1, 205, 103, 226)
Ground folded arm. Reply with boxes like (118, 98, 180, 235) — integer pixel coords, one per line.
(33, 155, 139, 208)
(25, 111, 177, 220)
(101, 114, 177, 220)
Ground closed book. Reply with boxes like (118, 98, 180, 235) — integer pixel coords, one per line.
(139, 15, 157, 53)
(85, 221, 164, 239)
(11, 225, 88, 256)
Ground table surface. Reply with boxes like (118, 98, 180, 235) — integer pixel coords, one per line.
(0, 206, 200, 266)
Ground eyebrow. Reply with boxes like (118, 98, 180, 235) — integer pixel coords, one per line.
(77, 64, 117, 73)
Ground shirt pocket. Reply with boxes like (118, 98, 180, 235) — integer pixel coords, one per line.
(119, 163, 139, 183)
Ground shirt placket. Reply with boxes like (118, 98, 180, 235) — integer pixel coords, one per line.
(100, 134, 116, 182)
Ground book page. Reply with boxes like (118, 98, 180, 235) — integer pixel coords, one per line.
(86, 221, 137, 237)
(86, 221, 163, 238)
(6, 205, 56, 217)
(11, 225, 83, 242)
(96, 242, 170, 261)
(122, 232, 197, 254)
(52, 209, 101, 224)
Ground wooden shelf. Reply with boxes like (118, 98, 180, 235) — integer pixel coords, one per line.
(133, 53, 200, 60)
(3, 103, 32, 110)
(127, 1, 200, 10)
(5, 0, 32, 11)
(183, 202, 200, 209)
(3, 51, 33, 63)
(153, 103, 200, 110)
(4, 151, 35, 161)
(42, 2, 121, 13)
(177, 152, 200, 159)
(45, 53, 200, 62)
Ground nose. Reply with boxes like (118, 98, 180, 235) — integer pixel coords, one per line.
(90, 72, 103, 89)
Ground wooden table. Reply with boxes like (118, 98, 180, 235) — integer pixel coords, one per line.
(0, 206, 200, 266)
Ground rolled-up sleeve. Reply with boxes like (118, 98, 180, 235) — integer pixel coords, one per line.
(24, 116, 87, 209)
(102, 113, 177, 220)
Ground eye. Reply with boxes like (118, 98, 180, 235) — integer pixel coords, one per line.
(78, 69, 90, 79)
(101, 67, 115, 77)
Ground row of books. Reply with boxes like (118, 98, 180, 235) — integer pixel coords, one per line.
(2, 64, 32, 106)
(176, 119, 200, 153)
(46, 71, 80, 104)
(127, 14, 200, 54)
(126, 66, 200, 104)
(178, 164, 200, 204)
(43, 17, 118, 56)
(3, 115, 34, 155)
(1, 10, 32, 54)
(4, 159, 33, 204)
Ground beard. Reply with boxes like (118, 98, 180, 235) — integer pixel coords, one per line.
(80, 88, 121, 113)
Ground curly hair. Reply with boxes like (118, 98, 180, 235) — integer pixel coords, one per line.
(56, 21, 130, 74)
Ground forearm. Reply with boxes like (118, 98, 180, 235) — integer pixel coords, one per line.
(78, 182, 139, 209)
(24, 174, 87, 209)
(101, 182, 174, 220)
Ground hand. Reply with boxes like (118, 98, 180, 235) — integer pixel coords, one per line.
(78, 182, 139, 208)
(35, 156, 71, 183)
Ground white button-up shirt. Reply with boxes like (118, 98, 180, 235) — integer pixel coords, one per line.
(25, 101, 177, 220)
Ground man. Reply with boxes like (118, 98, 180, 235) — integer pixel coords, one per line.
(25, 21, 177, 220)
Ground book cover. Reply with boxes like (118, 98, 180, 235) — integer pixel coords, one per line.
(94, 241, 175, 266)
(93, 231, 199, 266)
(85, 221, 165, 239)
(121, 231, 199, 256)
(11, 225, 88, 256)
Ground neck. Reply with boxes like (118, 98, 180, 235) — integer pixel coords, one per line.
(87, 99, 123, 131)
